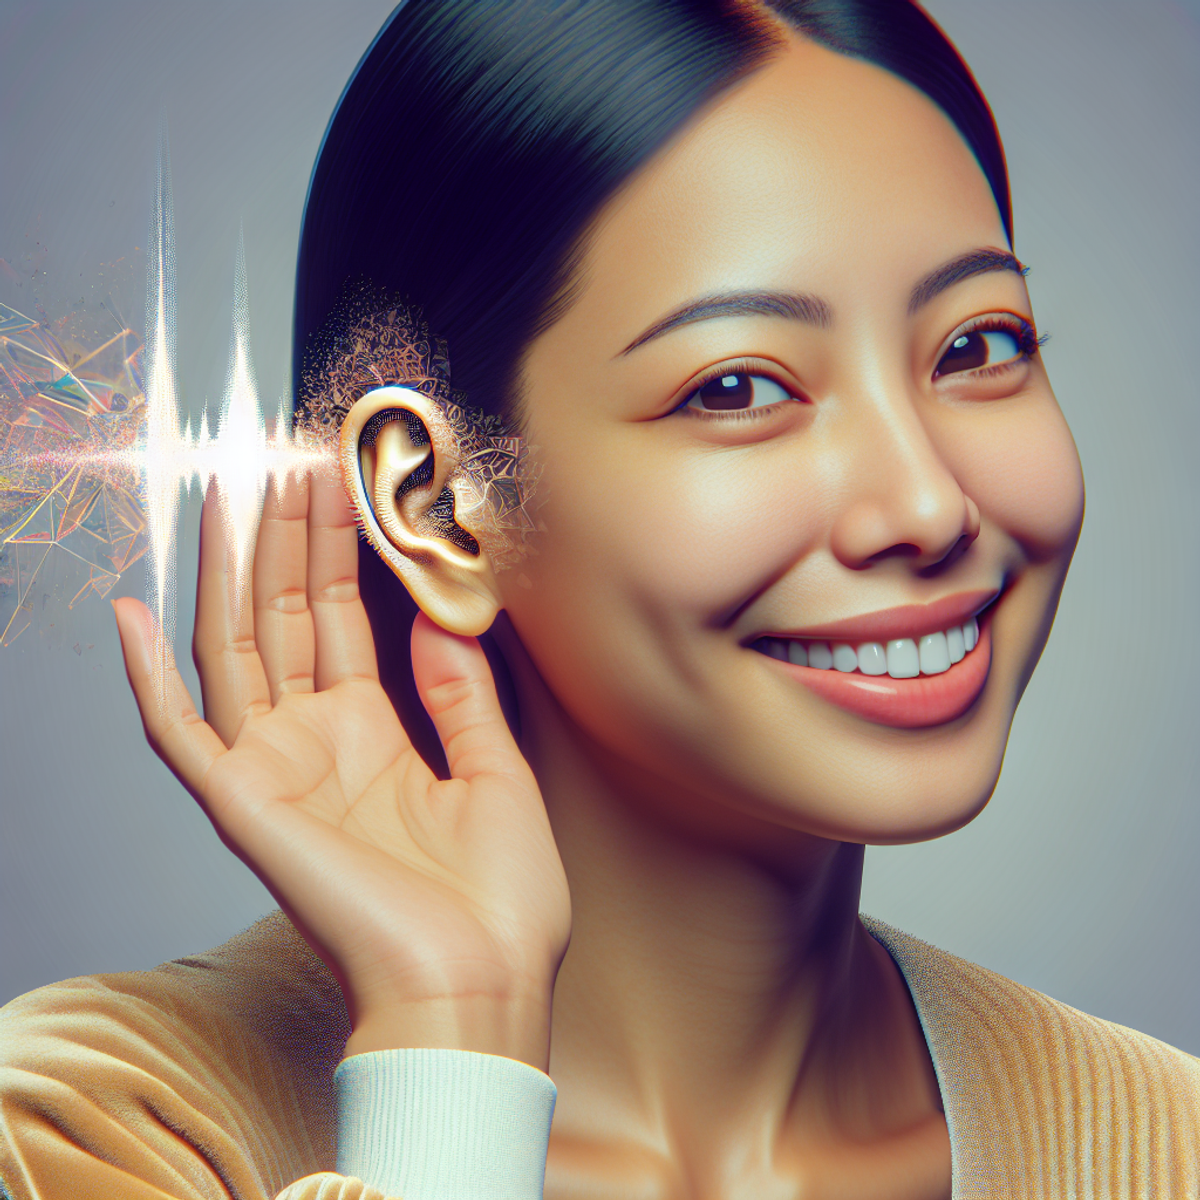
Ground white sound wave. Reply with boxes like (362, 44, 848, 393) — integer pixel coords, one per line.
(141, 137, 328, 695)
(0, 140, 336, 665)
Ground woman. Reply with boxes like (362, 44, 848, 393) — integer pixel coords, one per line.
(1, 2, 1196, 1197)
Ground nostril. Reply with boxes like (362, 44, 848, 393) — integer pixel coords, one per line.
(919, 532, 974, 576)
(864, 543, 922, 564)
(830, 479, 978, 572)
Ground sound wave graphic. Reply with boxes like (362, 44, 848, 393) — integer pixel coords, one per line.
(0, 140, 331, 675)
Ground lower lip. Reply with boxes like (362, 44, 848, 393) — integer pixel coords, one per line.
(774, 618, 993, 729)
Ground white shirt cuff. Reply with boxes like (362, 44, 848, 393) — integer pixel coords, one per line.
(335, 1048, 557, 1200)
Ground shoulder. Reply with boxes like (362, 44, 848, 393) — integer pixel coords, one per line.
(1, 909, 348, 1084)
(864, 916, 1200, 1198)
(0, 910, 349, 1199)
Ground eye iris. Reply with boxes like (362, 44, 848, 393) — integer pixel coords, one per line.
(937, 327, 1023, 376)
(940, 331, 989, 373)
(696, 373, 752, 410)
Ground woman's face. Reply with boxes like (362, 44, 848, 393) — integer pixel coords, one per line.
(499, 33, 1084, 843)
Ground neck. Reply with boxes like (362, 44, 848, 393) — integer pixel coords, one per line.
(545, 740, 866, 1119)
(494, 620, 938, 1160)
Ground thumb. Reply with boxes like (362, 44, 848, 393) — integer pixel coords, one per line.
(411, 612, 529, 786)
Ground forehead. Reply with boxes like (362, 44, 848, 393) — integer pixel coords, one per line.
(567, 33, 1005, 334)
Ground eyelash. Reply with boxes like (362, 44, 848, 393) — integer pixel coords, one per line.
(935, 313, 1047, 379)
(671, 359, 803, 421)
(670, 314, 1048, 420)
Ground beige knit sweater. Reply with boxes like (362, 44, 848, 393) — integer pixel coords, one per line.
(0, 912, 1196, 1199)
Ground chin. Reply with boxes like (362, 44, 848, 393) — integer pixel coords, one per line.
(828, 700, 1017, 847)
(700, 677, 1020, 848)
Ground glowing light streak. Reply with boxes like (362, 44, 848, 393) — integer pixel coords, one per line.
(215, 230, 268, 612)
(143, 133, 182, 681)
(136, 144, 329, 698)
(1, 134, 333, 681)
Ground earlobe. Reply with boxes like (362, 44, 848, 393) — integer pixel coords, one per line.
(340, 386, 502, 636)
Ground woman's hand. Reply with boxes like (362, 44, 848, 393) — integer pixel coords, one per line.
(114, 469, 570, 1071)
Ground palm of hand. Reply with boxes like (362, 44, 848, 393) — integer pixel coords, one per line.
(115, 471, 569, 1056)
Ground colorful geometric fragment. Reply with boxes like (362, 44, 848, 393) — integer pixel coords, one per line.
(0, 300, 147, 645)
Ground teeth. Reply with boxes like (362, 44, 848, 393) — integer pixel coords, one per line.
(856, 642, 888, 676)
(886, 638, 920, 678)
(808, 642, 834, 670)
(760, 615, 984, 677)
(946, 625, 965, 664)
(919, 631, 950, 675)
(832, 643, 858, 672)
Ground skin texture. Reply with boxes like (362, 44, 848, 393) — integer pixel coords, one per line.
(116, 29, 1084, 1200)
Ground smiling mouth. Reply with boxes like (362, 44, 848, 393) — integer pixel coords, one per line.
(751, 592, 1000, 729)
(752, 614, 980, 678)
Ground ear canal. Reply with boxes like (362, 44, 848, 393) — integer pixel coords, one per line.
(361, 409, 479, 557)
(424, 486, 481, 555)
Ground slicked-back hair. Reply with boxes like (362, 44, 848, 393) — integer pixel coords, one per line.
(295, 0, 1009, 431)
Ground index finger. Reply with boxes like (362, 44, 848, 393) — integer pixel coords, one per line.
(193, 479, 273, 746)
(307, 466, 379, 690)
(254, 469, 316, 703)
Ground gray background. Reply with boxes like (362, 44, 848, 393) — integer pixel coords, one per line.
(1, 2, 1198, 1055)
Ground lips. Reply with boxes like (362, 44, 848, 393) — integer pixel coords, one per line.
(752, 590, 998, 729)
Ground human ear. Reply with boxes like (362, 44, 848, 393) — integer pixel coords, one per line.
(340, 386, 502, 636)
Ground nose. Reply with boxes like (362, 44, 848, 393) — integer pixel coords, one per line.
(828, 387, 980, 573)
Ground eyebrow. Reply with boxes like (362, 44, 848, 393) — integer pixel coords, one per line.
(619, 290, 831, 355)
(618, 247, 1027, 356)
(907, 248, 1027, 315)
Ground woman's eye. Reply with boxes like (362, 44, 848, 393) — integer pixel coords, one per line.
(683, 372, 795, 412)
(935, 327, 1025, 377)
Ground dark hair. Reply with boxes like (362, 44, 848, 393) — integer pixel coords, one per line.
(296, 0, 1010, 430)
(294, 0, 1012, 771)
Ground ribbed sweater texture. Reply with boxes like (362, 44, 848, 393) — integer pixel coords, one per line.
(0, 911, 1196, 1199)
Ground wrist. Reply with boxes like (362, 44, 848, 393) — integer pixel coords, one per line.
(343, 989, 554, 1073)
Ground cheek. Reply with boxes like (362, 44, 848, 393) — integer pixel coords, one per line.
(567, 439, 830, 621)
(501, 431, 830, 739)
(953, 399, 1084, 561)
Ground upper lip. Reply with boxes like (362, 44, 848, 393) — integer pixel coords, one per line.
(760, 588, 1000, 645)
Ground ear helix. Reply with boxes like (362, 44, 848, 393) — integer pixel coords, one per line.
(339, 386, 500, 637)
